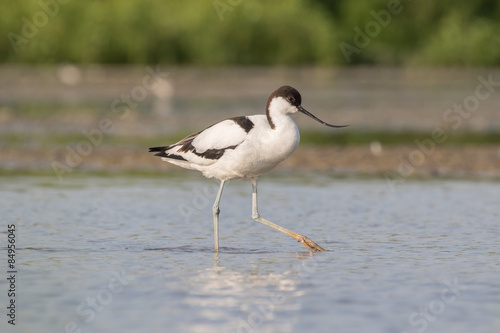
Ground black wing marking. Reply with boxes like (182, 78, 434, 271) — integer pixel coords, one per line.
(149, 146, 188, 161)
(149, 117, 254, 162)
(230, 116, 254, 133)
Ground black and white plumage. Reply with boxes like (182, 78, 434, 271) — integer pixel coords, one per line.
(149, 116, 256, 178)
(149, 85, 347, 252)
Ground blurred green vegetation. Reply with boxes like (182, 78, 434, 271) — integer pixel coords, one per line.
(2, 0, 500, 66)
(4, 131, 500, 149)
(300, 130, 500, 146)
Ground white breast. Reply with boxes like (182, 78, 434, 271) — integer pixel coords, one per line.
(201, 114, 300, 180)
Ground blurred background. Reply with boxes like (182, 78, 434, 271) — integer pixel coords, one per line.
(3, 4, 500, 333)
(1, 0, 500, 178)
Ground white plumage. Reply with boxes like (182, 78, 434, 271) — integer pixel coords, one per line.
(150, 85, 347, 252)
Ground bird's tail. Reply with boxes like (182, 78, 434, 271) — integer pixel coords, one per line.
(149, 146, 171, 158)
(149, 146, 166, 153)
(149, 145, 190, 163)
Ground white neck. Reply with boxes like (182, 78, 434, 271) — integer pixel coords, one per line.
(266, 97, 297, 130)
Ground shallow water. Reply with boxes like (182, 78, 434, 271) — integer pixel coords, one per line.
(1, 175, 499, 333)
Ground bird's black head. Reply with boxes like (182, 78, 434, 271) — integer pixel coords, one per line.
(267, 85, 349, 129)
(274, 85, 302, 107)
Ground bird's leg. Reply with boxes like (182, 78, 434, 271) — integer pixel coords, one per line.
(251, 178, 326, 252)
(212, 180, 226, 252)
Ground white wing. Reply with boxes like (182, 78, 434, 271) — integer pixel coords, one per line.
(150, 117, 252, 167)
(192, 119, 248, 152)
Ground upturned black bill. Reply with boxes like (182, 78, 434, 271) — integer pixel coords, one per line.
(299, 106, 348, 128)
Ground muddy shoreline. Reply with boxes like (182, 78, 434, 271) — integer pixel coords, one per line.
(3, 144, 499, 180)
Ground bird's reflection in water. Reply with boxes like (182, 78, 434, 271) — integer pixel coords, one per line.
(173, 250, 322, 332)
